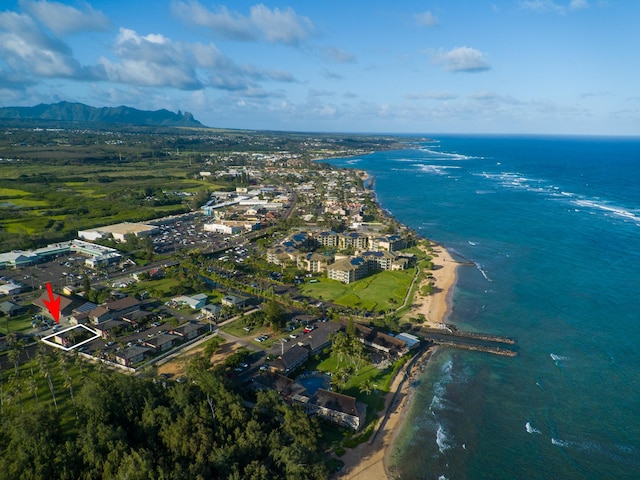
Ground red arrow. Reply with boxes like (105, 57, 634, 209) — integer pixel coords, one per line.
(43, 282, 61, 324)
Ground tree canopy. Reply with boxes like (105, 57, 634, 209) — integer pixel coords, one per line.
(0, 362, 329, 479)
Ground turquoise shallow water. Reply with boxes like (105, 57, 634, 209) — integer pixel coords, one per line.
(328, 136, 640, 480)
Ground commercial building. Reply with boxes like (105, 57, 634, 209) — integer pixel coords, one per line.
(78, 222, 158, 242)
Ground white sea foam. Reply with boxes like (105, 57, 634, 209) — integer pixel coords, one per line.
(438, 476, 449, 480)
(552, 438, 571, 448)
(526, 422, 541, 434)
(550, 353, 569, 363)
(430, 394, 445, 411)
(474, 262, 491, 281)
(436, 423, 453, 453)
(419, 147, 476, 160)
(572, 199, 640, 224)
(477, 170, 640, 226)
(415, 164, 462, 175)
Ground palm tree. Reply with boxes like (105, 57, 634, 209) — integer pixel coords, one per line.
(359, 378, 374, 396)
(28, 367, 39, 404)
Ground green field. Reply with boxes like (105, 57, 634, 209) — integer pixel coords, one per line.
(299, 268, 415, 313)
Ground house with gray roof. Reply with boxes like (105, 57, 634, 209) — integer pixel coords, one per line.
(114, 345, 151, 367)
(304, 389, 366, 431)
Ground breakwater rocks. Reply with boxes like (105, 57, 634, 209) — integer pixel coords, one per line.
(429, 340, 518, 357)
(418, 325, 518, 357)
(423, 325, 516, 345)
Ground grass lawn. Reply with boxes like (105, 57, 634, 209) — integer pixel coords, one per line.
(0, 352, 91, 431)
(299, 268, 415, 313)
(315, 354, 396, 422)
(0, 187, 31, 197)
(129, 277, 181, 298)
(1, 314, 37, 334)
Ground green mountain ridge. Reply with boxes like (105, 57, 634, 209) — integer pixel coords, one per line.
(0, 101, 205, 127)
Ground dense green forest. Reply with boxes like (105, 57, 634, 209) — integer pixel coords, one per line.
(0, 351, 329, 480)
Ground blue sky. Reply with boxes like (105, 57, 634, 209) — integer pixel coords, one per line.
(1, 1, 638, 135)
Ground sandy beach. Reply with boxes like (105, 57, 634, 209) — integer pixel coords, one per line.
(337, 241, 459, 479)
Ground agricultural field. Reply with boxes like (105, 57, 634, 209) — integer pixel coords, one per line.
(0, 151, 224, 251)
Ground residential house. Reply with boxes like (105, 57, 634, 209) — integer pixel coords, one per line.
(86, 297, 141, 325)
(0, 283, 23, 296)
(252, 372, 307, 401)
(0, 301, 24, 317)
(170, 321, 206, 341)
(298, 322, 342, 354)
(201, 304, 222, 320)
(93, 319, 129, 339)
(33, 292, 83, 321)
(142, 333, 176, 352)
(221, 295, 247, 308)
(172, 293, 207, 310)
(114, 345, 151, 367)
(307, 389, 366, 431)
(276, 344, 310, 373)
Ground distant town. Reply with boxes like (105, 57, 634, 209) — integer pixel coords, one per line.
(0, 124, 435, 476)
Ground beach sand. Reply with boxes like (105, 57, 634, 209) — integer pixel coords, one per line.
(406, 242, 460, 329)
(337, 242, 459, 479)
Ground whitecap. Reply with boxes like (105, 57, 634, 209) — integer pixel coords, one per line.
(430, 395, 445, 411)
(552, 438, 571, 448)
(419, 147, 475, 160)
(436, 423, 453, 453)
(550, 353, 569, 363)
(526, 422, 541, 434)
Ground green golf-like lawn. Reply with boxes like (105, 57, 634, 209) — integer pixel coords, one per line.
(299, 268, 415, 313)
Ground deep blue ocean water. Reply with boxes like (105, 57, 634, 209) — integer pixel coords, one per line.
(327, 136, 640, 480)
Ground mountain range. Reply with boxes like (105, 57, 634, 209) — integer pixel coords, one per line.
(0, 101, 205, 127)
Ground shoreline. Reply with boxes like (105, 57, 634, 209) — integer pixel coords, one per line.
(337, 240, 460, 479)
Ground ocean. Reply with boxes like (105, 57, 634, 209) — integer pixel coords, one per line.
(327, 135, 640, 480)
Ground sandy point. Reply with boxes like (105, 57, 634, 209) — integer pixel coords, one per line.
(404, 241, 460, 329)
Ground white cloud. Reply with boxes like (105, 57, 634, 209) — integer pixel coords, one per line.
(321, 46, 356, 64)
(433, 46, 490, 73)
(0, 11, 84, 78)
(20, 0, 110, 36)
(97, 28, 297, 92)
(406, 91, 457, 101)
(414, 10, 438, 27)
(519, 0, 588, 14)
(320, 68, 344, 80)
(569, 0, 589, 10)
(172, 1, 314, 45)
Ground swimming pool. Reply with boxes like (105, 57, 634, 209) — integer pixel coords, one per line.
(297, 374, 330, 395)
